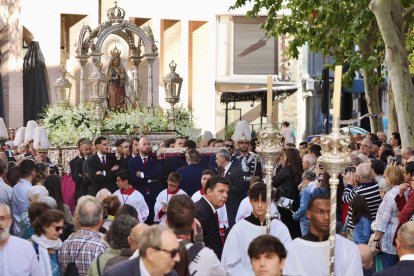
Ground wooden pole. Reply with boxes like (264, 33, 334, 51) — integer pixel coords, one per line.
(267, 75, 273, 124)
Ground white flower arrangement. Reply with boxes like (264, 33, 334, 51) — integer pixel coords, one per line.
(39, 104, 201, 146)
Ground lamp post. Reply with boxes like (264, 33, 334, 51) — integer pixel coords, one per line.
(89, 61, 108, 122)
(54, 66, 72, 106)
(163, 60, 183, 130)
(255, 125, 284, 234)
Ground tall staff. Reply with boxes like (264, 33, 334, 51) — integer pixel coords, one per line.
(318, 65, 351, 275)
(256, 126, 283, 234)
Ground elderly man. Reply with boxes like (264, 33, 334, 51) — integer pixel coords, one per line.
(401, 146, 414, 163)
(342, 163, 382, 238)
(59, 196, 109, 276)
(283, 195, 363, 276)
(0, 203, 40, 275)
(302, 154, 316, 174)
(374, 222, 414, 275)
(103, 225, 180, 276)
(359, 139, 375, 160)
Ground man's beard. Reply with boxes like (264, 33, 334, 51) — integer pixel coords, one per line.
(0, 226, 10, 241)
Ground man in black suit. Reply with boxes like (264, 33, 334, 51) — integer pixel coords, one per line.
(128, 137, 163, 224)
(215, 148, 245, 229)
(374, 221, 414, 276)
(103, 225, 179, 276)
(195, 175, 229, 260)
(72, 139, 93, 200)
(69, 138, 86, 200)
(176, 150, 204, 196)
(87, 136, 119, 195)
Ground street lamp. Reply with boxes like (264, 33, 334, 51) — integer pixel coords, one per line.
(54, 66, 72, 106)
(163, 60, 183, 130)
(89, 61, 108, 121)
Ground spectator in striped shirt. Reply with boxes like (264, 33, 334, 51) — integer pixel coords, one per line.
(342, 163, 382, 239)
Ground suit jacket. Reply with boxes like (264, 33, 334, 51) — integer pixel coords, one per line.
(176, 163, 204, 196)
(128, 155, 164, 194)
(195, 197, 223, 260)
(373, 260, 414, 276)
(220, 161, 245, 228)
(103, 257, 178, 276)
(87, 153, 118, 195)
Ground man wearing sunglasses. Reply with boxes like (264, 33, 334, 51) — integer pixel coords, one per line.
(104, 225, 180, 276)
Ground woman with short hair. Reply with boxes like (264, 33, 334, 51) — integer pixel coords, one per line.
(31, 209, 65, 276)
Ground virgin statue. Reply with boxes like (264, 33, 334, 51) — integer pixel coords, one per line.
(107, 46, 127, 110)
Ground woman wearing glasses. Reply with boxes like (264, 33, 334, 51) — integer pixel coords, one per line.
(31, 209, 65, 276)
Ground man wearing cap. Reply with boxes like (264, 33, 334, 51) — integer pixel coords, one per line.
(233, 136, 262, 185)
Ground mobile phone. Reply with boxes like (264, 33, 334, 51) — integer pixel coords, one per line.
(345, 166, 356, 174)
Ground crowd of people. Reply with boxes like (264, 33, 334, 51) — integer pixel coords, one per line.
(0, 121, 414, 276)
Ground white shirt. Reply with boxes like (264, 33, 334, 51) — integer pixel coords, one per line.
(113, 188, 149, 223)
(235, 196, 279, 222)
(283, 235, 363, 276)
(221, 219, 292, 276)
(223, 162, 232, 176)
(0, 177, 12, 206)
(11, 178, 32, 235)
(139, 257, 151, 276)
(154, 188, 188, 224)
(0, 236, 41, 276)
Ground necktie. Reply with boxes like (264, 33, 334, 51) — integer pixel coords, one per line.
(215, 212, 225, 245)
(101, 156, 106, 166)
(143, 157, 148, 168)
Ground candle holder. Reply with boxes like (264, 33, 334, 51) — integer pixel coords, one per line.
(255, 125, 284, 234)
(318, 121, 351, 275)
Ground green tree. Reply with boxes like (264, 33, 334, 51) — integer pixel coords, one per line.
(230, 0, 385, 132)
(370, 0, 414, 146)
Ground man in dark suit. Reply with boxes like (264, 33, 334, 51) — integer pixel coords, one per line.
(69, 138, 86, 201)
(103, 225, 179, 276)
(73, 139, 93, 199)
(215, 148, 245, 229)
(176, 150, 204, 196)
(86, 136, 119, 195)
(374, 221, 414, 276)
(195, 175, 229, 260)
(128, 137, 163, 224)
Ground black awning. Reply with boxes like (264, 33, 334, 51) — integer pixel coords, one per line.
(220, 86, 299, 104)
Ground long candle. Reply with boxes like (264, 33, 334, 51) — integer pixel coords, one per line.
(267, 75, 273, 124)
(332, 65, 342, 129)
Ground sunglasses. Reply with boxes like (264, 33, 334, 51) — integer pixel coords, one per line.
(224, 144, 234, 149)
(153, 247, 180, 258)
(54, 226, 64, 232)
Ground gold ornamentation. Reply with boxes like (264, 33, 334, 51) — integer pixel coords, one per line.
(110, 46, 121, 57)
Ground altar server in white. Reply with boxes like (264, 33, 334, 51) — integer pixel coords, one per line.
(113, 170, 149, 223)
(283, 194, 363, 276)
(154, 171, 187, 224)
(192, 169, 229, 231)
(221, 182, 292, 275)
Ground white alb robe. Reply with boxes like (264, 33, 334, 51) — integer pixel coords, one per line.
(192, 190, 229, 228)
(221, 219, 292, 276)
(113, 188, 149, 223)
(235, 196, 280, 222)
(283, 234, 363, 276)
(154, 188, 187, 224)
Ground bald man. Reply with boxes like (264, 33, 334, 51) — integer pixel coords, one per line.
(374, 222, 414, 275)
(128, 137, 163, 224)
(358, 244, 373, 276)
